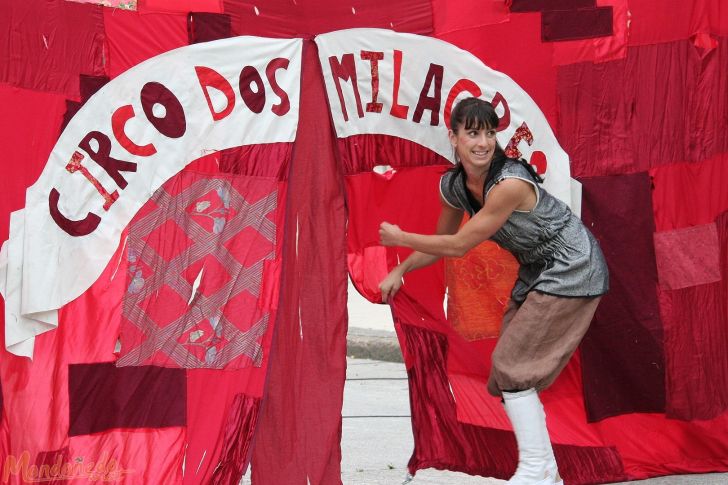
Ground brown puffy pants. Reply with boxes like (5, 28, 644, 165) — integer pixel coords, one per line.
(487, 291, 601, 397)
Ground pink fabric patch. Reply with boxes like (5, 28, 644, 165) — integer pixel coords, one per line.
(654, 223, 721, 290)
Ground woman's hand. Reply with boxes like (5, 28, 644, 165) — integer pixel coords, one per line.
(379, 268, 404, 303)
(379, 222, 405, 247)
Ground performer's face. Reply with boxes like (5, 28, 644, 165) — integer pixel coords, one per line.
(449, 123, 497, 170)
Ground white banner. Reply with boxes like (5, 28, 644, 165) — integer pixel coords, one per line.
(0, 36, 302, 357)
(315, 28, 574, 208)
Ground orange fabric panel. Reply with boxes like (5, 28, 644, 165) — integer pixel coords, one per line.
(445, 238, 518, 340)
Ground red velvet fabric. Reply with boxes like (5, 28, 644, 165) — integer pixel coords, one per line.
(0, 0, 105, 98)
(579, 172, 666, 421)
(251, 41, 348, 485)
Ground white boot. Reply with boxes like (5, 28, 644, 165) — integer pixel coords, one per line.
(503, 389, 562, 485)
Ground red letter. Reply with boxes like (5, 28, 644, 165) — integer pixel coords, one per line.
(390, 50, 409, 119)
(444, 79, 482, 127)
(413, 63, 444, 126)
(195, 66, 236, 121)
(328, 53, 364, 122)
(140, 82, 186, 139)
(491, 91, 511, 132)
(111, 105, 157, 157)
(66, 151, 119, 210)
(49, 188, 101, 237)
(78, 131, 137, 190)
(504, 121, 534, 159)
(266, 58, 291, 116)
(239, 66, 266, 114)
(360, 50, 384, 113)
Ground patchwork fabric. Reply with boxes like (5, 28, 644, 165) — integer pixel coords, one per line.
(118, 174, 279, 369)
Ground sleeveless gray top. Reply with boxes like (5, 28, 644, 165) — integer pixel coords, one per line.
(439, 160, 609, 303)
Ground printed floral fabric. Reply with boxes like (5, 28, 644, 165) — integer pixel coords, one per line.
(118, 172, 281, 369)
(66, 0, 137, 10)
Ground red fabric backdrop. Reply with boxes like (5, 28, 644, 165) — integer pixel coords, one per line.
(1, 0, 728, 484)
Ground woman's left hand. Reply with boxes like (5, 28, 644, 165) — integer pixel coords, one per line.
(379, 222, 404, 247)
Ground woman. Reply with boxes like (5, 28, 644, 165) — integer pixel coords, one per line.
(378, 97, 608, 485)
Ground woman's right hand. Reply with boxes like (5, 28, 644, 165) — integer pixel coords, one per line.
(379, 268, 405, 304)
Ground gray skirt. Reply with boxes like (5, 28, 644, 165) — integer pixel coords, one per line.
(487, 291, 601, 397)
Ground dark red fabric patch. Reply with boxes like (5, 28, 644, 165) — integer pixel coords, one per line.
(0, 0, 105, 98)
(251, 40, 348, 484)
(510, 0, 595, 12)
(188, 12, 232, 43)
(542, 7, 613, 42)
(399, 321, 628, 484)
(579, 172, 666, 422)
(659, 211, 728, 421)
(68, 363, 186, 436)
(654, 223, 721, 290)
(224, 0, 433, 37)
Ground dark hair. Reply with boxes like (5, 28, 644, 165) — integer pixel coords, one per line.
(448, 97, 543, 205)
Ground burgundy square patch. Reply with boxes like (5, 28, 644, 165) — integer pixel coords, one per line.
(542, 6, 613, 42)
(68, 363, 186, 436)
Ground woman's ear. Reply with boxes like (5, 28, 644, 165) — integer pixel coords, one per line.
(448, 129, 457, 148)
